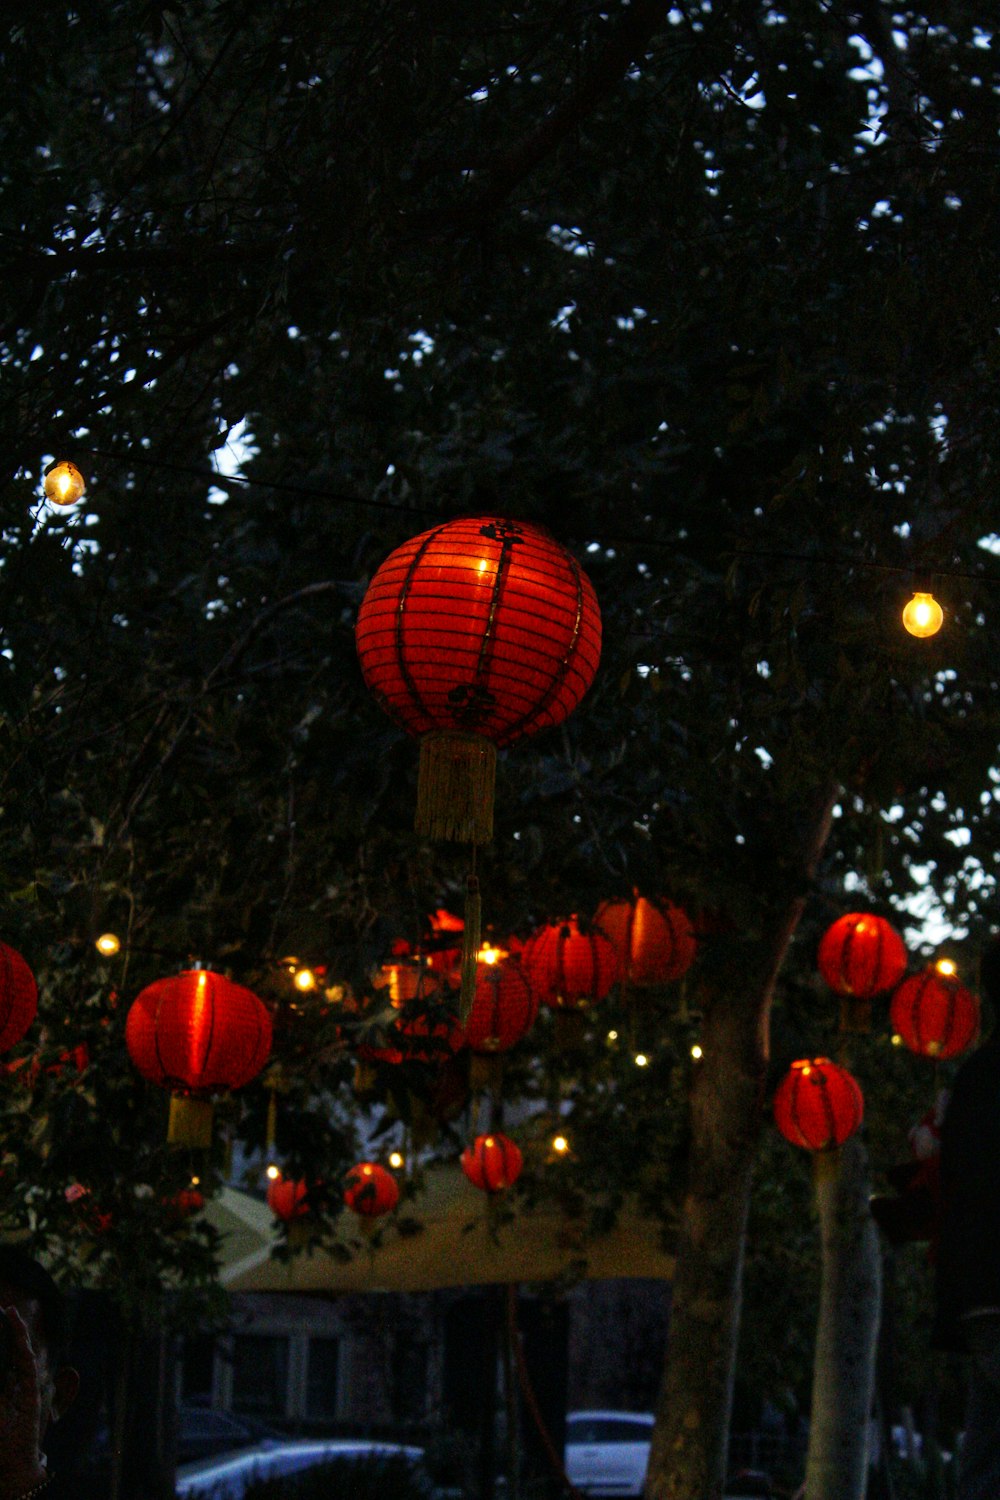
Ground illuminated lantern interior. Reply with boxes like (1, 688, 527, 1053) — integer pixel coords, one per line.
(593, 894, 696, 987)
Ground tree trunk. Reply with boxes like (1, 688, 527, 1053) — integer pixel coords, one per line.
(646, 785, 838, 1500)
(803, 1134, 882, 1500)
(645, 990, 763, 1500)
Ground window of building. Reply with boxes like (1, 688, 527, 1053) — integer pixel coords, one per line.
(231, 1334, 289, 1418)
(305, 1337, 340, 1419)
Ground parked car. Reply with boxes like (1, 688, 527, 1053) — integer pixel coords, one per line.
(564, 1410, 655, 1497)
(176, 1438, 428, 1500)
(178, 1405, 284, 1464)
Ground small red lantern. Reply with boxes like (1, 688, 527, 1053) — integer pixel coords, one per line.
(774, 1058, 864, 1152)
(267, 1176, 310, 1222)
(464, 957, 538, 1052)
(343, 1161, 399, 1218)
(356, 517, 602, 846)
(125, 969, 272, 1146)
(0, 942, 38, 1054)
(890, 966, 980, 1059)
(593, 894, 696, 986)
(818, 913, 907, 997)
(461, 1133, 524, 1194)
(522, 916, 619, 1011)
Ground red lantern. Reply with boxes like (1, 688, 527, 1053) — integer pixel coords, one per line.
(818, 914, 907, 998)
(593, 894, 696, 986)
(463, 958, 538, 1053)
(461, 1133, 524, 1194)
(774, 1058, 864, 1152)
(267, 1176, 309, 1222)
(890, 966, 980, 1059)
(0, 942, 38, 1054)
(164, 1188, 206, 1225)
(343, 1161, 399, 1218)
(522, 916, 619, 1011)
(374, 958, 441, 1009)
(125, 969, 272, 1146)
(356, 517, 602, 845)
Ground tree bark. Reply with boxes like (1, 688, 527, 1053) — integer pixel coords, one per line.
(645, 785, 838, 1500)
(803, 1135, 882, 1500)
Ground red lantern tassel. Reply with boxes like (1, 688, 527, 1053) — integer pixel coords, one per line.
(416, 732, 496, 845)
(459, 874, 482, 1025)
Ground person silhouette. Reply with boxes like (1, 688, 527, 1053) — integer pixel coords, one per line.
(0, 1246, 80, 1500)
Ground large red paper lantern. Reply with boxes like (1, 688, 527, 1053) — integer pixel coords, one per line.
(0, 942, 38, 1054)
(774, 1058, 864, 1152)
(818, 914, 907, 998)
(522, 916, 619, 1011)
(461, 1133, 524, 1194)
(343, 1161, 399, 1219)
(890, 966, 980, 1059)
(593, 895, 696, 986)
(356, 517, 602, 845)
(125, 969, 272, 1146)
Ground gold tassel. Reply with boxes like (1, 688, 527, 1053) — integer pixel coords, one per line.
(416, 732, 496, 844)
(813, 1146, 842, 1185)
(839, 996, 872, 1034)
(459, 874, 482, 1024)
(168, 1094, 213, 1148)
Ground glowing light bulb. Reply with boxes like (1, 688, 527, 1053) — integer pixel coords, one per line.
(902, 591, 943, 639)
(266, 1164, 281, 1181)
(478, 943, 506, 965)
(43, 460, 86, 507)
(607, 1030, 618, 1042)
(936, 958, 957, 977)
(95, 932, 120, 957)
(552, 1135, 569, 1155)
(388, 1151, 404, 1169)
(690, 1044, 703, 1060)
(634, 1053, 649, 1067)
(362, 1164, 373, 1176)
(190, 1176, 201, 1187)
(891, 1033, 903, 1046)
(801, 1064, 812, 1076)
(294, 968, 317, 992)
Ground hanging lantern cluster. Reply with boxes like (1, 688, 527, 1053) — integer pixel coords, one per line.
(125, 969, 272, 1146)
(461, 1133, 523, 1194)
(774, 1058, 864, 1153)
(593, 893, 696, 986)
(817, 913, 908, 1032)
(890, 964, 980, 1059)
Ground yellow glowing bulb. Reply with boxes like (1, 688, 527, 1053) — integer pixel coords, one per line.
(388, 1151, 404, 1169)
(478, 943, 506, 965)
(607, 1030, 618, 1042)
(190, 1176, 201, 1187)
(484, 1137, 495, 1149)
(95, 932, 120, 957)
(801, 1064, 812, 1076)
(690, 1044, 703, 1060)
(634, 1053, 649, 1067)
(552, 1135, 569, 1155)
(902, 591, 944, 639)
(266, 1164, 281, 1181)
(294, 968, 317, 992)
(43, 460, 86, 507)
(936, 958, 957, 977)
(891, 1033, 903, 1046)
(363, 1164, 373, 1176)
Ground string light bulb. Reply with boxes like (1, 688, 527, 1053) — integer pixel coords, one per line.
(552, 1134, 569, 1155)
(634, 1053, 649, 1067)
(690, 1044, 703, 1060)
(43, 460, 86, 507)
(266, 1164, 281, 1181)
(95, 933, 121, 957)
(936, 958, 957, 977)
(902, 591, 943, 639)
(293, 968, 317, 992)
(388, 1150, 404, 1169)
(477, 943, 507, 965)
